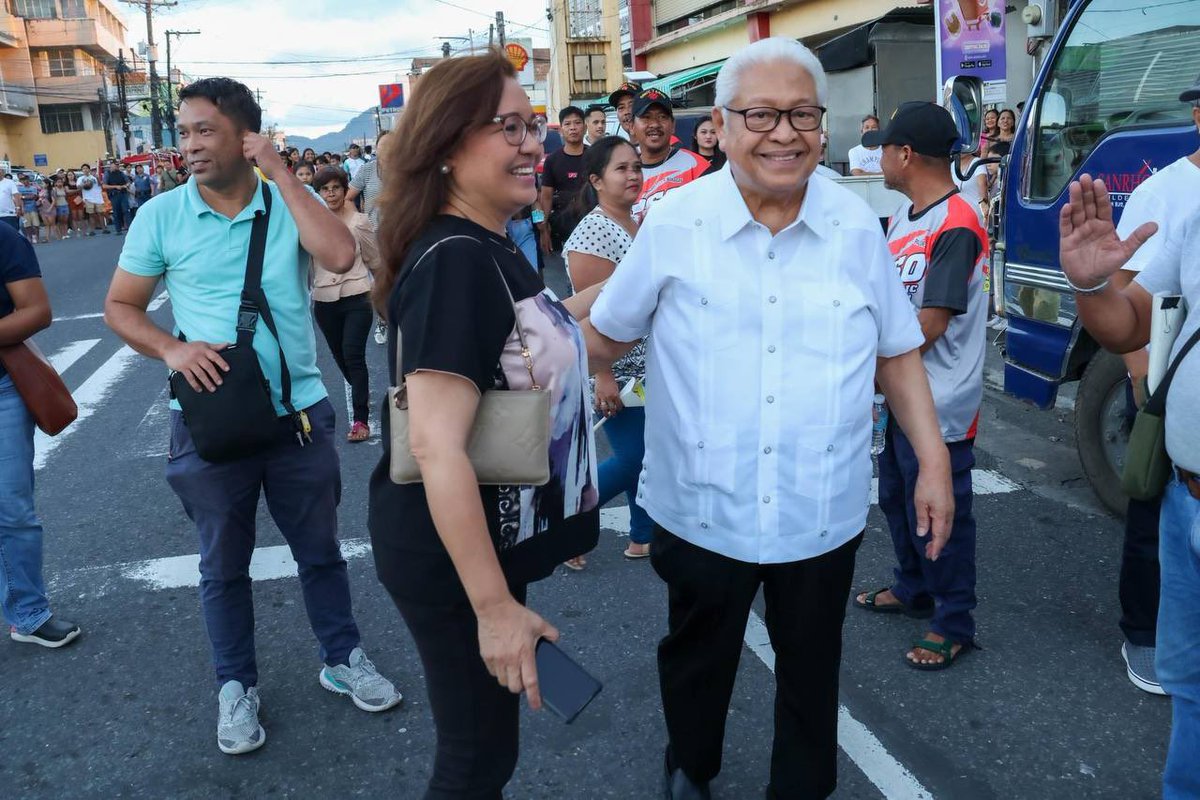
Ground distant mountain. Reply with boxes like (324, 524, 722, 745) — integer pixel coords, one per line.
(285, 108, 379, 153)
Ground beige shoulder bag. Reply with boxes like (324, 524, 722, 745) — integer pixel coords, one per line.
(389, 235, 551, 486)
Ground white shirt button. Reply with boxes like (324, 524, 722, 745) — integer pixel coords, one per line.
(767, 345, 776, 353)
(701, 297, 708, 306)
(768, 251, 776, 260)
(763, 446, 772, 454)
(832, 220, 840, 227)
(697, 441, 705, 449)
(766, 395, 775, 404)
(701, 522, 709, 529)
(826, 444, 834, 452)
(763, 495, 771, 504)
(768, 295, 777, 304)
(694, 219, 702, 227)
(820, 529, 829, 537)
(833, 300, 841, 307)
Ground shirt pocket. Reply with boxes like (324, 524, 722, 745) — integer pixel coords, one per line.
(794, 421, 857, 525)
(681, 421, 737, 494)
(672, 278, 739, 352)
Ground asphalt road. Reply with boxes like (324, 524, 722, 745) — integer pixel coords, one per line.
(0, 234, 1171, 799)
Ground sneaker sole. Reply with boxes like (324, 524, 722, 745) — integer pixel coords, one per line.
(218, 725, 266, 755)
(1122, 648, 1168, 696)
(10, 628, 81, 649)
(319, 669, 403, 713)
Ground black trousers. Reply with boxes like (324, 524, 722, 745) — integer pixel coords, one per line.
(651, 527, 863, 800)
(313, 293, 373, 425)
(1121, 495, 1161, 646)
(391, 584, 528, 800)
(1121, 380, 1161, 647)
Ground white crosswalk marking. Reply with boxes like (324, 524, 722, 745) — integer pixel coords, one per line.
(46, 338, 101, 374)
(34, 345, 142, 471)
(147, 289, 170, 311)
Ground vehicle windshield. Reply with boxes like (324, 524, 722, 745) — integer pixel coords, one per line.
(1029, 0, 1200, 201)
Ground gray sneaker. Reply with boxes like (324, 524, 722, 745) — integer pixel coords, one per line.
(319, 647, 402, 712)
(1122, 642, 1168, 696)
(217, 680, 266, 755)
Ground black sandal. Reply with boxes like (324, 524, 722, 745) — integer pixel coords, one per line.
(853, 587, 935, 618)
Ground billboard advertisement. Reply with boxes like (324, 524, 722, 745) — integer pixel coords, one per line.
(378, 83, 404, 114)
(936, 0, 1007, 102)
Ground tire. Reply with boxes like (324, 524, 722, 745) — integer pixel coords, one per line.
(1074, 351, 1130, 518)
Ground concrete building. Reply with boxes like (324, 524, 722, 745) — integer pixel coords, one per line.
(0, 0, 131, 171)
(547, 0, 624, 113)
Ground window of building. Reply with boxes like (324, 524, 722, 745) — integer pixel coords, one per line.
(40, 104, 86, 134)
(567, 0, 603, 39)
(47, 48, 77, 77)
(1029, 0, 1200, 201)
(14, 0, 58, 18)
(654, 0, 737, 37)
(60, 0, 86, 19)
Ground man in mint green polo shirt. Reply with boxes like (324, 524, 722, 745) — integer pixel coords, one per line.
(104, 77, 401, 756)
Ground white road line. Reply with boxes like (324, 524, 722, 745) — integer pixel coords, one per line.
(34, 345, 141, 471)
(743, 613, 934, 799)
(869, 468, 1018, 504)
(46, 338, 101, 374)
(51, 312, 105, 322)
(147, 289, 170, 312)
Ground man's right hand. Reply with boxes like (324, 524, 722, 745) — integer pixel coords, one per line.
(165, 340, 230, 393)
(1059, 174, 1157, 290)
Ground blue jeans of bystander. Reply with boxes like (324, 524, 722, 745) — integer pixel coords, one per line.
(598, 406, 653, 545)
(1158, 476, 1200, 800)
(0, 375, 52, 635)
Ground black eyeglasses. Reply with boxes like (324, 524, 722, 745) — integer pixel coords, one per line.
(722, 105, 826, 133)
(492, 113, 548, 147)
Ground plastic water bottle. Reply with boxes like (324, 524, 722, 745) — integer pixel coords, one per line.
(871, 394, 888, 457)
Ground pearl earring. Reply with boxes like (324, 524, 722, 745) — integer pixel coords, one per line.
(440, 165, 451, 174)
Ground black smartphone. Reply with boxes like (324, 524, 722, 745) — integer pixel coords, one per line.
(534, 639, 602, 724)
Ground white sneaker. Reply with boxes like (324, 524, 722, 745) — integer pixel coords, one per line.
(319, 647, 402, 712)
(217, 680, 266, 755)
(1122, 642, 1168, 696)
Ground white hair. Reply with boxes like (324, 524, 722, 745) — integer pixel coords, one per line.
(714, 37, 828, 109)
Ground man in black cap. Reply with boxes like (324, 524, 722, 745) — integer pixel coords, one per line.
(630, 88, 709, 221)
(855, 101, 988, 672)
(608, 81, 641, 141)
(1059, 76, 1200, 800)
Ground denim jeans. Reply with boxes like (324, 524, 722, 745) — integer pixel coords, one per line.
(597, 407, 653, 545)
(0, 375, 52, 635)
(506, 218, 539, 274)
(1158, 477, 1200, 800)
(109, 192, 130, 232)
(878, 421, 977, 644)
(165, 399, 361, 686)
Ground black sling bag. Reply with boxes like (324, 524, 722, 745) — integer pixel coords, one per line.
(169, 183, 304, 462)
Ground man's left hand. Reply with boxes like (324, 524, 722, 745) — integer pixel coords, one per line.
(913, 451, 955, 561)
(243, 133, 286, 181)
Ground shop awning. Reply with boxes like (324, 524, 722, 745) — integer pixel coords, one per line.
(644, 60, 724, 101)
(816, 5, 933, 73)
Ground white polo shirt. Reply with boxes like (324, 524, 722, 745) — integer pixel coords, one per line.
(591, 164, 923, 563)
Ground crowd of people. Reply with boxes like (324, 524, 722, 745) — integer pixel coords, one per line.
(0, 36, 1197, 800)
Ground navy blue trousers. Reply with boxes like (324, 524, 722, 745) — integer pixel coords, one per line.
(877, 421, 977, 644)
(166, 398, 360, 686)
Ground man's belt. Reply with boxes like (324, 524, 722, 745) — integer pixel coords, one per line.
(1176, 467, 1200, 501)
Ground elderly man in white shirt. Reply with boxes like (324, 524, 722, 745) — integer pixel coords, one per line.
(568, 38, 954, 800)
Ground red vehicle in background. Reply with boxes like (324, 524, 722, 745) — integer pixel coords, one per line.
(120, 150, 184, 174)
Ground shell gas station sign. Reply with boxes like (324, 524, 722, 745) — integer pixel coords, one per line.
(505, 38, 536, 87)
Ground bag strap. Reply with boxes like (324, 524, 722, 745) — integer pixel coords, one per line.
(233, 182, 298, 416)
(394, 234, 538, 394)
(1146, 323, 1200, 416)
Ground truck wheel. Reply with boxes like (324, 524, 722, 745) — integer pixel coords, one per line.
(1074, 351, 1130, 518)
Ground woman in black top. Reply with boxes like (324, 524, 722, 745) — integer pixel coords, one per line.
(368, 51, 599, 798)
(691, 115, 727, 173)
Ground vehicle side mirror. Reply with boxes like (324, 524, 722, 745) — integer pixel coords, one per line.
(1041, 91, 1068, 128)
(943, 76, 984, 154)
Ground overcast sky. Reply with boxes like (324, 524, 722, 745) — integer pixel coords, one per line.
(147, 0, 552, 137)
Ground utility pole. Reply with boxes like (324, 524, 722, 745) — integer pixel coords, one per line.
(442, 41, 451, 58)
(97, 84, 114, 156)
(164, 29, 199, 148)
(496, 11, 506, 46)
(122, 0, 177, 148)
(489, 24, 494, 47)
(116, 50, 132, 152)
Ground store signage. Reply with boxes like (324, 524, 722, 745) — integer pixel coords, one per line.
(936, 0, 1007, 102)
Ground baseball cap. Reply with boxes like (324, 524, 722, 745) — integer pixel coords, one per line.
(632, 88, 672, 118)
(861, 101, 959, 158)
(608, 81, 642, 108)
(1181, 74, 1200, 102)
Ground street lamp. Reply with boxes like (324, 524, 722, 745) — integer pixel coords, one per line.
(164, 29, 199, 148)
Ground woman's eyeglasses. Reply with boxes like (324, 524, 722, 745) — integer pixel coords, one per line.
(493, 113, 548, 147)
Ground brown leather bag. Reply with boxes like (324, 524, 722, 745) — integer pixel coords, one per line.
(0, 340, 78, 435)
